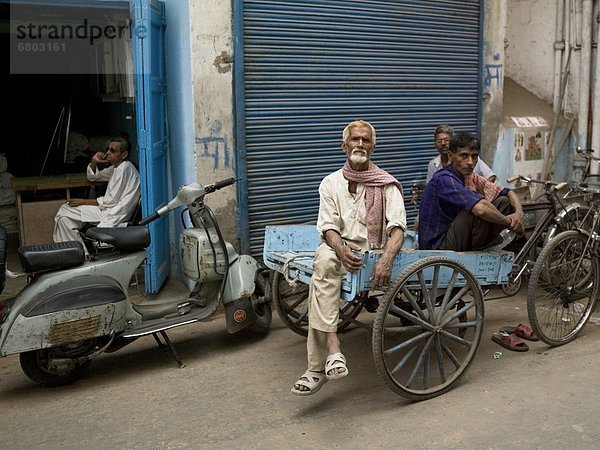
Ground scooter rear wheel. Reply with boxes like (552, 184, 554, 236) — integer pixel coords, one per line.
(20, 346, 92, 387)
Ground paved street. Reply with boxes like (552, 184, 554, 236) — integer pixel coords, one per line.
(1, 286, 599, 449)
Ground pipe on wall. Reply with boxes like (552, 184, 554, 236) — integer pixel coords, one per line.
(554, 0, 566, 112)
(590, 4, 600, 175)
(578, 0, 593, 147)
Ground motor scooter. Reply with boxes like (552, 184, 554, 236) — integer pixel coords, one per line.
(0, 178, 272, 387)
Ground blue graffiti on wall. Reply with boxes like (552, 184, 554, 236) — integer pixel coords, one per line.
(195, 120, 230, 171)
(484, 64, 502, 88)
(484, 53, 503, 88)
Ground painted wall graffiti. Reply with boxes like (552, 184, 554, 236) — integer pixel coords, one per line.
(195, 120, 230, 171)
(485, 64, 503, 88)
(484, 53, 503, 88)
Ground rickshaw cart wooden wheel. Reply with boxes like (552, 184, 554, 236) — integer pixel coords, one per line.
(373, 256, 485, 401)
(272, 271, 363, 337)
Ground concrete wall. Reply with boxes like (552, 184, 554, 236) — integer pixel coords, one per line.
(189, 0, 238, 245)
(503, 0, 600, 182)
(505, 0, 557, 105)
(480, 0, 508, 166)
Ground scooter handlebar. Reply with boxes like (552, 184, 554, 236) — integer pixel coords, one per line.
(139, 178, 237, 225)
(206, 177, 236, 193)
(138, 212, 160, 226)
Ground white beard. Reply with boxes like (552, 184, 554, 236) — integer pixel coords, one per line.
(350, 152, 368, 165)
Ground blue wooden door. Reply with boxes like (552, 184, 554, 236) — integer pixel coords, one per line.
(131, 0, 169, 292)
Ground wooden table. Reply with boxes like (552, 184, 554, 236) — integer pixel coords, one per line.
(11, 173, 105, 246)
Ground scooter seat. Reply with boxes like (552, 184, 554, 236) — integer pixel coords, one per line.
(85, 226, 151, 252)
(18, 241, 85, 273)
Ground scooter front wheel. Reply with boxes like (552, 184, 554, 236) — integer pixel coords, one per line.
(20, 346, 92, 387)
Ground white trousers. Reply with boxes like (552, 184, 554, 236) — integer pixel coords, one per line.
(306, 243, 347, 371)
(53, 203, 104, 244)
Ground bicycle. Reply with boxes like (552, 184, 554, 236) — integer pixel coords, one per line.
(527, 192, 600, 346)
(501, 175, 594, 296)
(575, 146, 600, 188)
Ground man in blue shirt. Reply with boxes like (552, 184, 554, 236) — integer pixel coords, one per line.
(418, 132, 524, 251)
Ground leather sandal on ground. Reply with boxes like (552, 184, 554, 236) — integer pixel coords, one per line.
(500, 324, 539, 341)
(291, 370, 327, 396)
(492, 332, 529, 352)
(325, 352, 348, 380)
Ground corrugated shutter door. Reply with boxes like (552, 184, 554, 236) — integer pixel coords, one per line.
(240, 0, 481, 256)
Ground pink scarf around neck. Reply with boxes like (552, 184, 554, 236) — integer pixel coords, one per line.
(342, 161, 403, 249)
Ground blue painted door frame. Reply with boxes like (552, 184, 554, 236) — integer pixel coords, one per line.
(131, 0, 170, 292)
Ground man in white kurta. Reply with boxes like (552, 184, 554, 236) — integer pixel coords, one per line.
(291, 120, 407, 396)
(53, 137, 140, 245)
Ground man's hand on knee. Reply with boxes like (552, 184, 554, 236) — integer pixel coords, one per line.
(337, 243, 363, 273)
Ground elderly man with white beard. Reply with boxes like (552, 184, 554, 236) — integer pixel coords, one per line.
(291, 120, 407, 396)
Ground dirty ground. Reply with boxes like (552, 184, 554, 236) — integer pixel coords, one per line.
(1, 280, 599, 449)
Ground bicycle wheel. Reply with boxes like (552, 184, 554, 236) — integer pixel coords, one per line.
(527, 230, 600, 346)
(372, 256, 484, 401)
(272, 271, 363, 337)
(501, 274, 522, 296)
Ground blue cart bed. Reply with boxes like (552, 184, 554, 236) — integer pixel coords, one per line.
(264, 225, 514, 300)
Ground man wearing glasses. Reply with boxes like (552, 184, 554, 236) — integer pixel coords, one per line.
(53, 137, 140, 247)
(425, 124, 496, 183)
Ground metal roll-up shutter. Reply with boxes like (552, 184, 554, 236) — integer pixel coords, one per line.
(239, 0, 481, 256)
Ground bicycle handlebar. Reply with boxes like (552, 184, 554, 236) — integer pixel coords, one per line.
(507, 175, 569, 191)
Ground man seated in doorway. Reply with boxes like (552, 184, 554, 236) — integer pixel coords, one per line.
(291, 120, 407, 396)
(53, 137, 140, 246)
(418, 131, 524, 251)
(426, 124, 497, 183)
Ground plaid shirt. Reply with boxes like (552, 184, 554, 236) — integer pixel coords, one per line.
(418, 166, 508, 249)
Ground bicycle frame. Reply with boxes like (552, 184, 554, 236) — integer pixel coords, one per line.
(573, 202, 600, 264)
(576, 147, 600, 187)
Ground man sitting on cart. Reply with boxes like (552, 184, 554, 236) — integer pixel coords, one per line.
(292, 120, 407, 396)
(418, 131, 524, 251)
